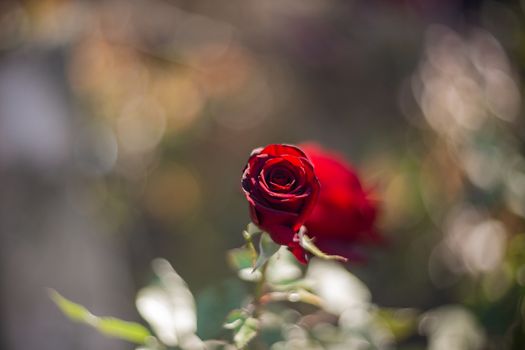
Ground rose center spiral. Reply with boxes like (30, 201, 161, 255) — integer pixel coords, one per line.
(268, 167, 295, 189)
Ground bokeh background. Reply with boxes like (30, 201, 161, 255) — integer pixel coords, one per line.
(0, 0, 525, 349)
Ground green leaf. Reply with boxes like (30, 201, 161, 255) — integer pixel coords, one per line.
(196, 279, 248, 340)
(233, 317, 259, 349)
(136, 259, 197, 347)
(227, 248, 254, 271)
(223, 309, 247, 330)
(50, 289, 152, 345)
(96, 318, 153, 344)
(223, 309, 258, 349)
(242, 231, 258, 264)
(49, 289, 91, 322)
(246, 222, 262, 236)
(298, 227, 347, 262)
(266, 247, 303, 286)
(375, 308, 418, 341)
(242, 222, 262, 263)
(253, 232, 280, 271)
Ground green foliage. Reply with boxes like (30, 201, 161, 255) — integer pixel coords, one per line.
(49, 290, 152, 345)
(246, 222, 262, 236)
(242, 224, 260, 264)
(196, 279, 248, 340)
(223, 309, 247, 330)
(224, 309, 259, 349)
(375, 308, 419, 342)
(95, 319, 152, 345)
(52, 216, 525, 350)
(234, 317, 259, 349)
(135, 259, 198, 348)
(253, 232, 281, 271)
(49, 289, 90, 322)
(227, 248, 254, 271)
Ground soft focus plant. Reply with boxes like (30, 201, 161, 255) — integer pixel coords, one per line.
(50, 143, 418, 350)
(50, 125, 525, 350)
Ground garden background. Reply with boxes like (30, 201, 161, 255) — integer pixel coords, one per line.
(0, 0, 524, 349)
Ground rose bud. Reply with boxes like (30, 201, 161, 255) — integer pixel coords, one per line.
(289, 143, 380, 264)
(241, 144, 320, 246)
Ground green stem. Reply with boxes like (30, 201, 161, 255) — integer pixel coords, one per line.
(254, 261, 269, 316)
(250, 262, 269, 350)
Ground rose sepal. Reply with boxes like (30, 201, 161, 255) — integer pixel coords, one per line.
(252, 231, 280, 272)
(296, 226, 348, 263)
(242, 223, 261, 266)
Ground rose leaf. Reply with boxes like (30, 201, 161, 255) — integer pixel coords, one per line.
(253, 232, 281, 272)
(233, 317, 259, 349)
(49, 289, 153, 345)
(223, 309, 258, 349)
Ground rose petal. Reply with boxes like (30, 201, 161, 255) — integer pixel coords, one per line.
(241, 144, 321, 248)
(259, 144, 308, 159)
(300, 142, 379, 243)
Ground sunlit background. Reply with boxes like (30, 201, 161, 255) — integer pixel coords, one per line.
(0, 0, 524, 349)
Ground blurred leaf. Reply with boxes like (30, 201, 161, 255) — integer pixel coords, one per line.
(253, 232, 280, 271)
(50, 290, 152, 345)
(306, 260, 371, 316)
(375, 308, 419, 341)
(134, 336, 163, 350)
(49, 289, 90, 322)
(242, 222, 261, 263)
(223, 309, 247, 330)
(298, 227, 347, 262)
(202, 340, 236, 350)
(227, 248, 254, 271)
(96, 318, 153, 345)
(266, 247, 303, 285)
(196, 279, 248, 340)
(222, 309, 258, 349)
(508, 234, 525, 269)
(237, 267, 262, 282)
(242, 230, 258, 264)
(247, 222, 262, 236)
(136, 258, 196, 347)
(233, 317, 259, 349)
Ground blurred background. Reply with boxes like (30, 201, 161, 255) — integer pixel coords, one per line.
(0, 0, 524, 349)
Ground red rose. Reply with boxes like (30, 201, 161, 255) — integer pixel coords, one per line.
(289, 143, 380, 263)
(241, 144, 320, 246)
